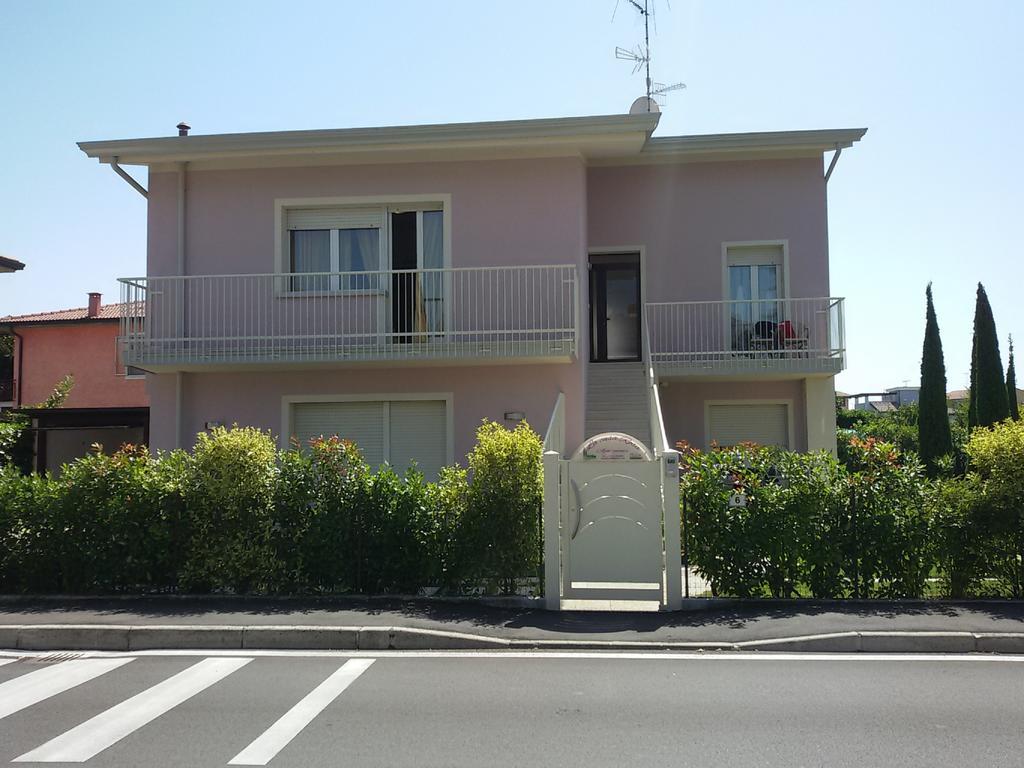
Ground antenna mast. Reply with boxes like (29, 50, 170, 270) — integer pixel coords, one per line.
(615, 0, 685, 111)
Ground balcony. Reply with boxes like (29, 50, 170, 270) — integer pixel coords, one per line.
(119, 265, 579, 371)
(644, 297, 845, 378)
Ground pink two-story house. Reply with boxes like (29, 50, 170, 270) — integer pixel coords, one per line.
(79, 110, 862, 479)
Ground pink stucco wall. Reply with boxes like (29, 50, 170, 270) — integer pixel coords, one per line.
(586, 158, 829, 301)
(659, 379, 808, 452)
(143, 153, 830, 457)
(145, 156, 589, 453)
(14, 322, 149, 408)
(148, 157, 588, 276)
(147, 364, 580, 460)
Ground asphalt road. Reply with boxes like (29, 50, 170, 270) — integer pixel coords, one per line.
(0, 650, 1022, 767)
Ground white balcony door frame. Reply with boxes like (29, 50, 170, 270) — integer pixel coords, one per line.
(275, 195, 453, 345)
(720, 240, 790, 353)
(587, 246, 647, 364)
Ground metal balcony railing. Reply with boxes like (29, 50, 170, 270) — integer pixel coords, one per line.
(644, 297, 846, 375)
(119, 265, 579, 368)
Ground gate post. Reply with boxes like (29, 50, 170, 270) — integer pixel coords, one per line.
(543, 450, 562, 610)
(662, 450, 683, 610)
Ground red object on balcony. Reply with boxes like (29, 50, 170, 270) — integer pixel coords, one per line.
(777, 320, 797, 339)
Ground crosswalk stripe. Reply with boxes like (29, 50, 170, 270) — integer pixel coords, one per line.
(0, 658, 134, 721)
(228, 658, 375, 766)
(14, 656, 252, 763)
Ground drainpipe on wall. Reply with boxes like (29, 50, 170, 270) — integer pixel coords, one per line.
(175, 160, 187, 449)
(824, 143, 843, 183)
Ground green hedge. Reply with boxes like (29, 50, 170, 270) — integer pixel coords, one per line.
(683, 429, 1024, 599)
(0, 421, 542, 596)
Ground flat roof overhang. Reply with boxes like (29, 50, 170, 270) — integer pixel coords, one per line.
(78, 113, 663, 171)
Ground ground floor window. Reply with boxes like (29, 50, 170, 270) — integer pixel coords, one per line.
(706, 402, 790, 449)
(290, 398, 448, 480)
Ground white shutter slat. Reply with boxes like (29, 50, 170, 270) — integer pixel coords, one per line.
(708, 404, 789, 448)
(292, 402, 385, 467)
(286, 206, 383, 231)
(388, 400, 447, 481)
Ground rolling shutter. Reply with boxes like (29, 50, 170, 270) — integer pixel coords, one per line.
(291, 399, 448, 479)
(292, 401, 385, 467)
(708, 403, 789, 448)
(388, 400, 447, 481)
(286, 206, 384, 231)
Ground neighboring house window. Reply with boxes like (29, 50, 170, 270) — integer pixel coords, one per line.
(707, 402, 791, 449)
(290, 398, 448, 480)
(125, 366, 146, 380)
(726, 245, 784, 350)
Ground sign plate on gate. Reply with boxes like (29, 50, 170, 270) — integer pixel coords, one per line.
(572, 432, 651, 461)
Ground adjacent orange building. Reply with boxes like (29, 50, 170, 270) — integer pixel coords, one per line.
(0, 292, 148, 473)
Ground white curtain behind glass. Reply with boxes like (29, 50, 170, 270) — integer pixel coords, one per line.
(291, 230, 330, 291)
(339, 228, 380, 289)
(421, 211, 444, 333)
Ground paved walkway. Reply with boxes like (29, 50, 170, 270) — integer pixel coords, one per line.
(2, 596, 1023, 644)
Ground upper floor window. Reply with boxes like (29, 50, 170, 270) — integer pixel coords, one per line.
(725, 243, 786, 349)
(284, 203, 444, 294)
(287, 206, 383, 292)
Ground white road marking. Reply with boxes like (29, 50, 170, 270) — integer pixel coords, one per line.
(13, 656, 252, 763)
(2, 649, 1023, 662)
(0, 657, 133, 721)
(228, 658, 375, 765)
(0, 658, 14, 667)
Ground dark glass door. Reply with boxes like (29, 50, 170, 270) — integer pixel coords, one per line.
(590, 260, 641, 362)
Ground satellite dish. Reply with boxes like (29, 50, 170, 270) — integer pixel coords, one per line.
(629, 96, 660, 114)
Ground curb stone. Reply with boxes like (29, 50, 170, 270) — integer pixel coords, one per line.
(2, 625, 1024, 654)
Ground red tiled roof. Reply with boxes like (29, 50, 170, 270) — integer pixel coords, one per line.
(0, 301, 140, 324)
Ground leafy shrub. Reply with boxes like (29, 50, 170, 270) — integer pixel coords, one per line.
(841, 437, 930, 598)
(457, 420, 543, 592)
(928, 475, 996, 597)
(0, 466, 61, 592)
(683, 439, 930, 598)
(966, 419, 1024, 595)
(682, 445, 843, 597)
(55, 445, 186, 592)
(180, 426, 280, 593)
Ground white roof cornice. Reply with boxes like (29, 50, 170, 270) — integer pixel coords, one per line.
(78, 113, 662, 169)
(590, 127, 868, 166)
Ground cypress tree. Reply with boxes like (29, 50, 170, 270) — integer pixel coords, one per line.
(1008, 336, 1019, 421)
(918, 284, 952, 473)
(968, 283, 1009, 428)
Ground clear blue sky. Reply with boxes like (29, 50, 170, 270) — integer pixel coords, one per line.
(1, 0, 1021, 393)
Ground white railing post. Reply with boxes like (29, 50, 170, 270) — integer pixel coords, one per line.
(543, 450, 562, 610)
(662, 449, 682, 610)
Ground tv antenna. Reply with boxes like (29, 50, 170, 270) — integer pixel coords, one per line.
(614, 0, 685, 111)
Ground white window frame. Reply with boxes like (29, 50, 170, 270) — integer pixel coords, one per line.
(279, 392, 455, 467)
(275, 194, 452, 287)
(703, 398, 795, 450)
(286, 227, 385, 296)
(720, 240, 790, 301)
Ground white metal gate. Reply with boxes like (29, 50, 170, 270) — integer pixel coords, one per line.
(562, 459, 664, 602)
(543, 432, 682, 611)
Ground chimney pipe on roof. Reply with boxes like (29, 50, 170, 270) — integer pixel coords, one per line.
(177, 122, 190, 137)
(87, 292, 101, 318)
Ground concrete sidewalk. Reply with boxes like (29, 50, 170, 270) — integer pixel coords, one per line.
(2, 596, 1024, 653)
